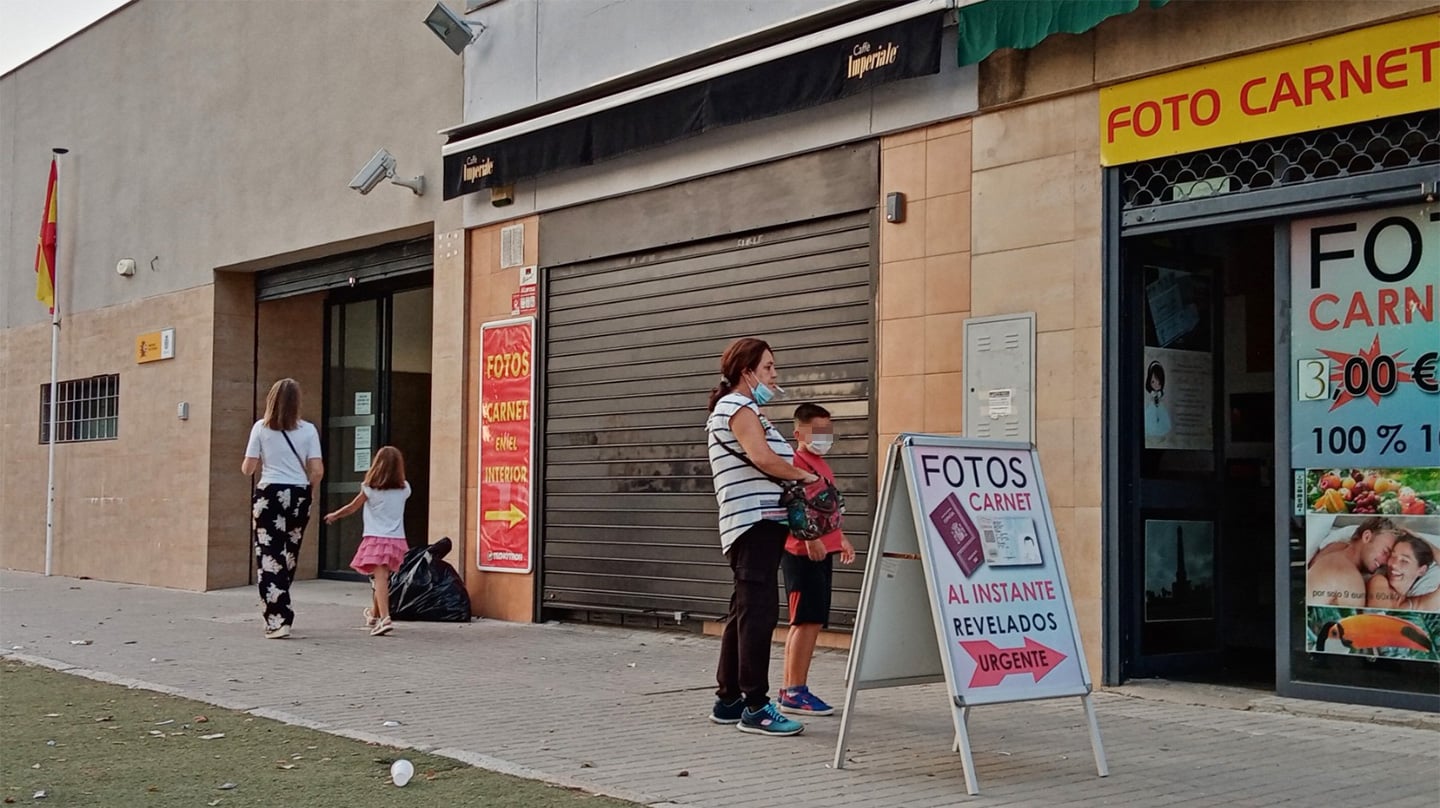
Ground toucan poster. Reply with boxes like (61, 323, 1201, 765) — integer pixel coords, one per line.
(1303, 485, 1440, 662)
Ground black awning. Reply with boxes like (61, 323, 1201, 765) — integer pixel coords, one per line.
(442, 10, 944, 200)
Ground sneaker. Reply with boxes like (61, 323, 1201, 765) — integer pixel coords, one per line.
(779, 685, 834, 716)
(369, 616, 393, 637)
(709, 697, 744, 725)
(737, 702, 804, 736)
(363, 607, 377, 628)
(264, 624, 291, 639)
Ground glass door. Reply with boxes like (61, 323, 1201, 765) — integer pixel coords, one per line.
(320, 282, 433, 578)
(322, 299, 382, 576)
(1119, 235, 1225, 678)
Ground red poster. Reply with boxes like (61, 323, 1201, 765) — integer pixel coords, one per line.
(478, 318, 535, 572)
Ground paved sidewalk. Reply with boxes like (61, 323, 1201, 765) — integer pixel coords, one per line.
(1, 571, 1435, 808)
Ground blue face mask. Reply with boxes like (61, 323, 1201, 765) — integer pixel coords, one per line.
(752, 381, 777, 406)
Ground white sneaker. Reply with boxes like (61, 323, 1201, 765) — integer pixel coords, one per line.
(264, 624, 291, 639)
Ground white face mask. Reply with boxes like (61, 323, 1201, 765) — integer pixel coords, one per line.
(808, 435, 834, 456)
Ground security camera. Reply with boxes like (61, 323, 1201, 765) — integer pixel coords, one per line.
(350, 149, 397, 195)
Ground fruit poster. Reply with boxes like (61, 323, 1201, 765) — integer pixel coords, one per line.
(1301, 470, 1440, 662)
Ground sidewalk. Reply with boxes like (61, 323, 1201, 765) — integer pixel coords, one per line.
(1, 570, 1435, 807)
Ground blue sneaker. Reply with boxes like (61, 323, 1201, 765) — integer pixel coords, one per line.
(779, 685, 835, 716)
(709, 696, 744, 724)
(738, 701, 804, 736)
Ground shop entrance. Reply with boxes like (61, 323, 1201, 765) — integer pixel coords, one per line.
(1118, 224, 1277, 684)
(319, 279, 433, 578)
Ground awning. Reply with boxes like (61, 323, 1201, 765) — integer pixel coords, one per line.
(956, 0, 1170, 66)
(442, 0, 950, 200)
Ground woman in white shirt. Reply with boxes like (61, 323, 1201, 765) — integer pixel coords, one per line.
(704, 338, 817, 737)
(241, 378, 324, 639)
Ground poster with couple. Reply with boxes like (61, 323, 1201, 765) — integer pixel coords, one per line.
(1301, 468, 1440, 664)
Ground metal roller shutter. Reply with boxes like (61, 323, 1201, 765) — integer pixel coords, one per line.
(542, 210, 875, 626)
(256, 238, 432, 301)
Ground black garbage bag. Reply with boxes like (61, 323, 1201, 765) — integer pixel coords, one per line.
(388, 537, 471, 622)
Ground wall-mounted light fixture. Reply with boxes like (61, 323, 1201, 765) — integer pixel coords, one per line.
(885, 192, 906, 223)
(348, 148, 425, 197)
(425, 3, 486, 55)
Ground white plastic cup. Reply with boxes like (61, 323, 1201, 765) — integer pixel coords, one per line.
(391, 759, 414, 787)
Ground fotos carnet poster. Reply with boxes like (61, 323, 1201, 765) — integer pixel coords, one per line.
(1302, 471, 1440, 662)
(907, 445, 1088, 702)
(1288, 206, 1438, 470)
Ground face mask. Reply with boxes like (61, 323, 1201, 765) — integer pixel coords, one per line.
(808, 436, 834, 456)
(752, 381, 778, 406)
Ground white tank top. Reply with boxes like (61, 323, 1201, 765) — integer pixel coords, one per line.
(706, 393, 794, 553)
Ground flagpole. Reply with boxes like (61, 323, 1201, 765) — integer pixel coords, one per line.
(44, 147, 68, 577)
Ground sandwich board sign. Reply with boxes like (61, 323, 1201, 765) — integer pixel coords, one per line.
(834, 434, 1107, 795)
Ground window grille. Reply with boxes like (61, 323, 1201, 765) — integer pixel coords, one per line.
(39, 374, 120, 443)
(1120, 110, 1439, 210)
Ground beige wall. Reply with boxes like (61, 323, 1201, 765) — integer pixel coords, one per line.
(0, 287, 218, 588)
(462, 218, 539, 620)
(429, 229, 469, 579)
(876, 119, 974, 451)
(1, 0, 461, 590)
(254, 294, 327, 581)
(875, 103, 1105, 677)
(208, 273, 258, 589)
(0, 0, 460, 328)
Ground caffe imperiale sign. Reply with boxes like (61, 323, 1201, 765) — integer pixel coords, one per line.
(443, 11, 946, 199)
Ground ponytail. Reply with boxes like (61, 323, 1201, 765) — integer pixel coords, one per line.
(707, 376, 735, 411)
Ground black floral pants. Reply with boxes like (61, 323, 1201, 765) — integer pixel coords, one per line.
(252, 484, 312, 630)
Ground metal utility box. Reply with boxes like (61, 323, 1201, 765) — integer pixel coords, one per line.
(963, 313, 1036, 443)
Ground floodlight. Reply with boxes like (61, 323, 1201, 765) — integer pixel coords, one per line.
(425, 3, 485, 55)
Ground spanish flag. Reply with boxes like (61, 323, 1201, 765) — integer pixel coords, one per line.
(35, 158, 58, 314)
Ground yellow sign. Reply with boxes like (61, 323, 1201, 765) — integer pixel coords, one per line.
(135, 327, 175, 364)
(1100, 15, 1439, 166)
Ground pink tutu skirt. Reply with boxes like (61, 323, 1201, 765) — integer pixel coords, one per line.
(350, 536, 408, 574)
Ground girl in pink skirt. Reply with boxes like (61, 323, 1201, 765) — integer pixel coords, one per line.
(323, 446, 411, 636)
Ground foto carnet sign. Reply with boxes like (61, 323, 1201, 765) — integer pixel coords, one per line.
(835, 435, 1103, 795)
(1289, 205, 1439, 469)
(1100, 15, 1439, 166)
(478, 317, 535, 573)
(916, 445, 1086, 701)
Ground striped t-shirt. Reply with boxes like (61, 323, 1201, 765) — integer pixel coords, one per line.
(707, 393, 795, 553)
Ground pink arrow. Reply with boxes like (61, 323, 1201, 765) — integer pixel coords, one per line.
(959, 637, 1067, 688)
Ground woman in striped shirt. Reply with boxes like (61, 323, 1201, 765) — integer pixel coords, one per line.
(705, 338, 818, 737)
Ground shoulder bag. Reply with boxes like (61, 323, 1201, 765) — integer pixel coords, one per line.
(716, 439, 844, 540)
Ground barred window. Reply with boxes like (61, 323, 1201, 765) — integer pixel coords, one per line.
(39, 374, 120, 444)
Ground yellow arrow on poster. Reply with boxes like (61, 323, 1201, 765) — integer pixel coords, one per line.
(483, 503, 526, 528)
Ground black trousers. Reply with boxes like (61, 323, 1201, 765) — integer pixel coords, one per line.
(716, 519, 788, 708)
(252, 484, 312, 630)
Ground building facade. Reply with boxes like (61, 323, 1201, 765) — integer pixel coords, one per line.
(2, 0, 1435, 710)
(0, 0, 461, 589)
